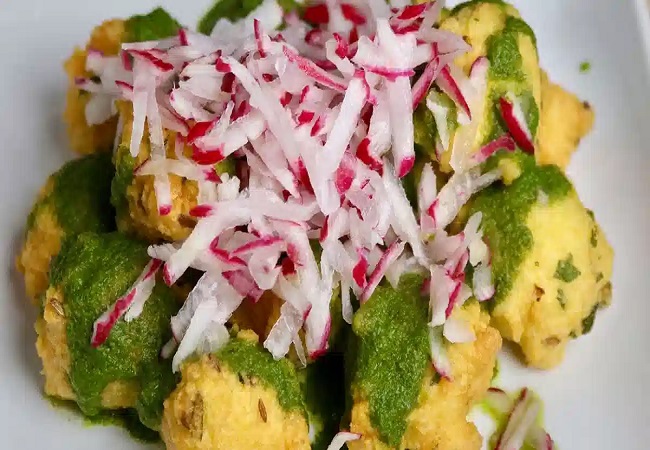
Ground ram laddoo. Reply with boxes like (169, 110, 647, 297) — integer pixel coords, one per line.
(415, 1, 592, 172)
(470, 151, 613, 369)
(537, 71, 595, 170)
(36, 232, 180, 430)
(346, 274, 501, 450)
(17, 153, 115, 302)
(64, 8, 181, 155)
(424, 1, 541, 171)
(111, 102, 237, 243)
(162, 330, 311, 450)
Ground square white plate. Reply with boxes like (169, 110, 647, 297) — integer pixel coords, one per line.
(1, 1, 649, 448)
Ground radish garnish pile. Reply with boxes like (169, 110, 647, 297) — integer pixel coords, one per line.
(484, 388, 556, 450)
(87, 0, 507, 386)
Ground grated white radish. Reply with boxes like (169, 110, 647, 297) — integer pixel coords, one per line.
(326, 431, 362, 450)
(87, 1, 505, 378)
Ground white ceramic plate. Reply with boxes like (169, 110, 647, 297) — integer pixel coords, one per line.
(1, 1, 649, 448)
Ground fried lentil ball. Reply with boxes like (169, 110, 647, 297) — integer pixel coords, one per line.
(470, 151, 613, 369)
(17, 153, 115, 302)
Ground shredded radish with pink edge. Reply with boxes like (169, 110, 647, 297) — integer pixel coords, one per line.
(484, 387, 514, 415)
(499, 94, 535, 154)
(91, 259, 162, 347)
(88, 0, 506, 376)
(428, 325, 452, 380)
(485, 388, 556, 450)
(326, 431, 362, 450)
